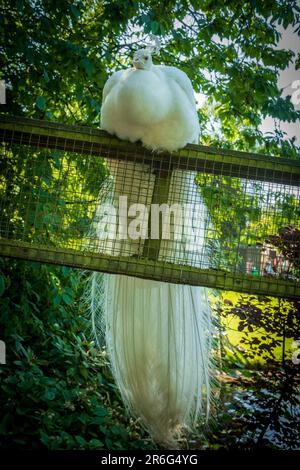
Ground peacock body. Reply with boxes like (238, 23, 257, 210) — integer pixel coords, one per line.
(87, 43, 214, 445)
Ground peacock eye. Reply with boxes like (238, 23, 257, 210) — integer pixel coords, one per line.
(144, 56, 149, 60)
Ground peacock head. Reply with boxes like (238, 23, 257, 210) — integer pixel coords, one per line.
(132, 48, 153, 71)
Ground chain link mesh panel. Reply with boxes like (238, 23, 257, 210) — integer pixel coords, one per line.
(0, 115, 299, 298)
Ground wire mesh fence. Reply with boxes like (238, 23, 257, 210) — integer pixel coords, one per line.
(0, 115, 299, 298)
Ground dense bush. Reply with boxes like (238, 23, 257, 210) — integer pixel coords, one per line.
(0, 258, 154, 449)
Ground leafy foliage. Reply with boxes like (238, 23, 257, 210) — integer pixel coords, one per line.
(1, 0, 300, 157)
(216, 293, 300, 364)
(267, 225, 300, 273)
(0, 144, 107, 247)
(213, 223, 300, 367)
(197, 174, 300, 271)
(201, 367, 300, 450)
(0, 259, 154, 449)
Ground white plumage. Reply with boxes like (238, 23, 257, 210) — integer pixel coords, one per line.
(88, 45, 213, 446)
(101, 48, 200, 151)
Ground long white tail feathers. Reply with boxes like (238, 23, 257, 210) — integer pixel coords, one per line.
(84, 166, 214, 445)
(102, 274, 213, 445)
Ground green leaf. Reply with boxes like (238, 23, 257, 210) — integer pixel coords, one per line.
(75, 435, 86, 446)
(150, 21, 159, 34)
(70, 4, 81, 19)
(0, 275, 5, 296)
(43, 70, 50, 82)
(16, 0, 24, 13)
(53, 295, 61, 307)
(44, 388, 57, 400)
(62, 292, 72, 305)
(36, 96, 46, 111)
(80, 58, 94, 77)
(92, 416, 106, 425)
(90, 439, 103, 448)
(40, 431, 49, 445)
(95, 406, 107, 417)
(62, 266, 70, 277)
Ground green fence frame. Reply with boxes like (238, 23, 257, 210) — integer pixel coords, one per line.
(0, 115, 299, 299)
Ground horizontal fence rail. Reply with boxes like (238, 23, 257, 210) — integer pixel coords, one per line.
(0, 114, 299, 298)
(1, 115, 299, 185)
